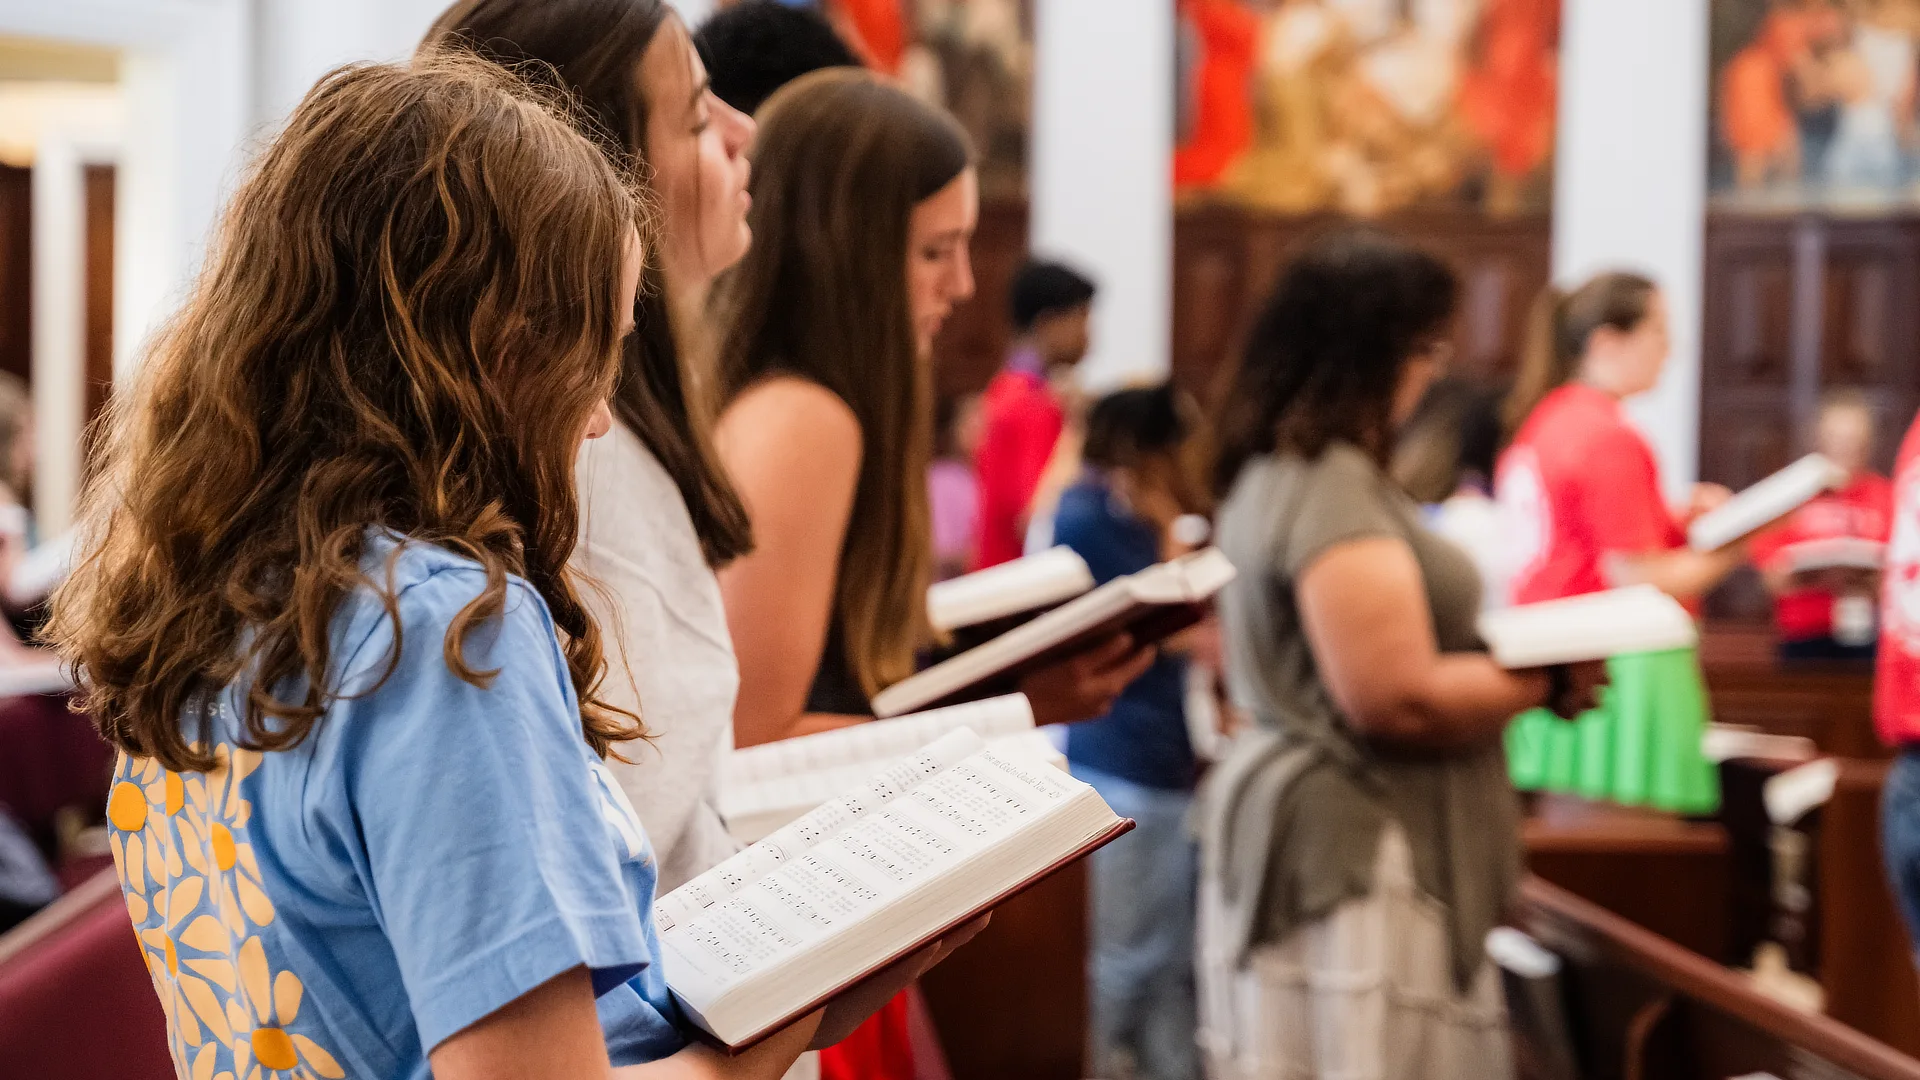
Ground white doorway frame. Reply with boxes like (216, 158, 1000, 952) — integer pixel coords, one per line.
(0, 0, 251, 528)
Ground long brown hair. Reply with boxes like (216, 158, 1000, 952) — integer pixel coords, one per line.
(47, 57, 645, 772)
(1504, 271, 1657, 436)
(425, 0, 753, 566)
(713, 68, 972, 698)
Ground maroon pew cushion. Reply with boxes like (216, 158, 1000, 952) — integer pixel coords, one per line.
(0, 870, 172, 1080)
(0, 693, 112, 856)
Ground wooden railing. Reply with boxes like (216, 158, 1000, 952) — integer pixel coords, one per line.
(1518, 875, 1920, 1080)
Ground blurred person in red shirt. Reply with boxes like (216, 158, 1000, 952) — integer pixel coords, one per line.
(1752, 392, 1892, 661)
(972, 259, 1096, 568)
(1499, 272, 1746, 607)
(1876, 406, 1920, 979)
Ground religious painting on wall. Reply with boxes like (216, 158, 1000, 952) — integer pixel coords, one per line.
(1174, 0, 1560, 218)
(798, 0, 1032, 198)
(1710, 0, 1920, 210)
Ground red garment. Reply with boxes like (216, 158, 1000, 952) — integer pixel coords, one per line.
(1498, 384, 1683, 604)
(971, 369, 1064, 569)
(832, 0, 908, 75)
(1877, 415, 1920, 745)
(1172, 0, 1259, 190)
(818, 990, 915, 1080)
(1457, 0, 1560, 179)
(1749, 473, 1893, 640)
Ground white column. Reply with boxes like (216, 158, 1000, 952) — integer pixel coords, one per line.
(1552, 0, 1709, 501)
(29, 142, 86, 534)
(114, 0, 251, 382)
(1030, 0, 1172, 391)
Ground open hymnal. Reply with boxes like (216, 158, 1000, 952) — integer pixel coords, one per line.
(1775, 536, 1885, 576)
(873, 547, 1237, 718)
(716, 694, 1050, 844)
(926, 547, 1094, 635)
(1476, 585, 1697, 668)
(1688, 454, 1847, 552)
(656, 728, 1131, 1050)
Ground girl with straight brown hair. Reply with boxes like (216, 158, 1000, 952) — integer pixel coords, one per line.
(423, 0, 761, 896)
(46, 56, 840, 1079)
(713, 68, 1150, 749)
(709, 67, 1151, 1079)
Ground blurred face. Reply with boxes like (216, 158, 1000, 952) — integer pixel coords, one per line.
(637, 19, 755, 288)
(1391, 338, 1454, 427)
(1587, 290, 1670, 398)
(906, 167, 979, 360)
(1034, 303, 1093, 369)
(1817, 403, 1875, 473)
(582, 229, 644, 449)
(953, 394, 986, 459)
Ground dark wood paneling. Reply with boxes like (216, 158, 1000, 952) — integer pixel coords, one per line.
(1170, 209, 1552, 401)
(1524, 796, 1731, 961)
(1821, 760, 1920, 1059)
(1701, 214, 1920, 484)
(933, 200, 1028, 399)
(932, 203, 1550, 405)
(83, 164, 113, 427)
(0, 165, 28, 387)
(917, 860, 1086, 1080)
(1701, 213, 1920, 620)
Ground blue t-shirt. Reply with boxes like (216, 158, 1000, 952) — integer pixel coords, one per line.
(1053, 478, 1197, 791)
(105, 535, 686, 1079)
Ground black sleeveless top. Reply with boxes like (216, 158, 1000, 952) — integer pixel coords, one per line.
(805, 621, 872, 715)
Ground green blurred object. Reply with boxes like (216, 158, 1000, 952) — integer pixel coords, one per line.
(1506, 647, 1720, 814)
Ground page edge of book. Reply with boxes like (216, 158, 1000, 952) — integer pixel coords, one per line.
(689, 815, 1137, 1054)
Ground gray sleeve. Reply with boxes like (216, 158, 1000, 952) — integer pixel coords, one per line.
(1277, 447, 1406, 579)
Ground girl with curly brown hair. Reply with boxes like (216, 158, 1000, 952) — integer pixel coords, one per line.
(46, 55, 871, 1079)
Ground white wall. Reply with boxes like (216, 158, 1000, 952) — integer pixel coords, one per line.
(0, 0, 460, 524)
(667, 0, 717, 29)
(1030, 0, 1172, 391)
(252, 0, 453, 130)
(1552, 0, 1709, 501)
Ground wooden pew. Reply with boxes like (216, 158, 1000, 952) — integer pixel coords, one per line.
(918, 860, 1088, 1080)
(1699, 622, 1883, 758)
(1516, 876, 1920, 1080)
(1817, 760, 1920, 1057)
(1524, 796, 1731, 961)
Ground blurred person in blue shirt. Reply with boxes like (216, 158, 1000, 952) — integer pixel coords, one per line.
(1053, 383, 1210, 1080)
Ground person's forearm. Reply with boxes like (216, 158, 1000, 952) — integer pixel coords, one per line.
(787, 712, 868, 740)
(616, 1013, 816, 1080)
(733, 707, 866, 748)
(1351, 656, 1547, 753)
(1606, 547, 1744, 601)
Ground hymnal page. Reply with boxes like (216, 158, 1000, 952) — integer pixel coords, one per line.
(661, 731, 987, 932)
(1476, 585, 1697, 668)
(926, 547, 1094, 633)
(659, 729, 1122, 1047)
(1688, 454, 1846, 552)
(717, 695, 1038, 843)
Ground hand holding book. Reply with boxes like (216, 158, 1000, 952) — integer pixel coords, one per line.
(660, 728, 1131, 1050)
(1016, 631, 1156, 726)
(1537, 659, 1608, 720)
(806, 914, 989, 1049)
